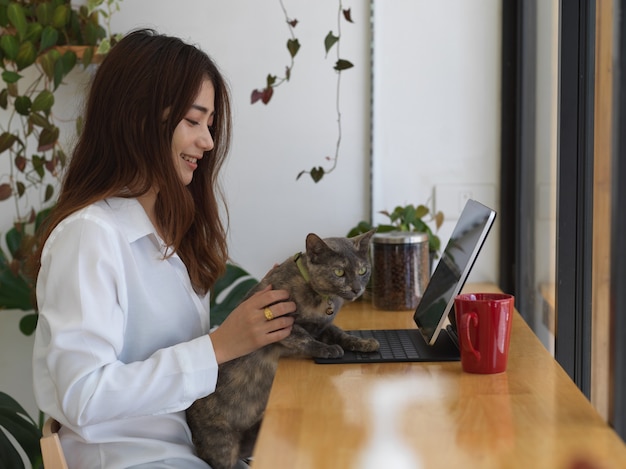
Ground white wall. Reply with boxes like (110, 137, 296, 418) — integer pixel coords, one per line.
(372, 0, 502, 284)
(109, 0, 373, 280)
(0, 0, 502, 419)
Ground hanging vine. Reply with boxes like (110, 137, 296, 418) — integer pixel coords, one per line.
(250, 0, 354, 183)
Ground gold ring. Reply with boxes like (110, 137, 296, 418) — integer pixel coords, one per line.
(264, 307, 274, 321)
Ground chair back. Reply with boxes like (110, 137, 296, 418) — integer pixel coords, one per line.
(40, 417, 69, 469)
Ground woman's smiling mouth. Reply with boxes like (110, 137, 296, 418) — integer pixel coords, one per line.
(181, 154, 199, 165)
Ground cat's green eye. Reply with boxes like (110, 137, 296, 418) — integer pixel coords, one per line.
(357, 266, 367, 275)
(334, 268, 345, 277)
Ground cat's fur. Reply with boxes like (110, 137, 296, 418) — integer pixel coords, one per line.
(186, 230, 379, 469)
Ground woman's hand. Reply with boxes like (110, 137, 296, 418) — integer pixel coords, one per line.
(209, 285, 295, 364)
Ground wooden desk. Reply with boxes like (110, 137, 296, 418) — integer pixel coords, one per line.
(252, 284, 626, 469)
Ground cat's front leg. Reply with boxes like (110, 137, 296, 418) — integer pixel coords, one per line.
(320, 324, 380, 353)
(281, 325, 345, 358)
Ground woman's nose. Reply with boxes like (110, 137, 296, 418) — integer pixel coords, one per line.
(199, 127, 215, 151)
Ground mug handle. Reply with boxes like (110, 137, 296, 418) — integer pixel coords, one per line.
(462, 312, 481, 361)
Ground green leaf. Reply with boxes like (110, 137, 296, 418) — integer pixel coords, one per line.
(32, 154, 45, 178)
(82, 44, 94, 66)
(35, 206, 53, 231)
(310, 166, 324, 182)
(51, 4, 69, 29)
(83, 21, 106, 46)
(53, 50, 77, 89)
(412, 219, 428, 233)
(324, 31, 339, 55)
(39, 25, 59, 51)
(210, 264, 258, 326)
(38, 48, 61, 80)
(376, 224, 396, 233)
(38, 126, 59, 152)
(14, 95, 31, 115)
(0, 33, 19, 60)
(347, 220, 373, 238)
(6, 2, 26, 41)
(0, 131, 17, 153)
(415, 204, 429, 219)
(5, 224, 24, 257)
(19, 312, 38, 335)
(15, 40, 36, 70)
(36, 2, 55, 26)
(0, 391, 42, 466)
(31, 89, 54, 113)
(29, 111, 52, 129)
(1, 69, 20, 85)
(0, 262, 32, 310)
(334, 59, 354, 71)
(265, 74, 276, 87)
(24, 21, 42, 44)
(44, 183, 54, 202)
(286, 38, 300, 58)
(0, 430, 26, 469)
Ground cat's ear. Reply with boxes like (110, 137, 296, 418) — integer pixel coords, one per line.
(305, 233, 330, 260)
(352, 228, 377, 253)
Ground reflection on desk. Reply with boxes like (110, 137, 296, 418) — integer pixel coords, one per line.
(251, 283, 626, 469)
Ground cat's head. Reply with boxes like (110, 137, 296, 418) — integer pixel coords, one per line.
(303, 229, 376, 301)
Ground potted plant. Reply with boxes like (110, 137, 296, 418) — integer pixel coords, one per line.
(0, 0, 124, 323)
(347, 202, 445, 261)
(0, 1, 122, 466)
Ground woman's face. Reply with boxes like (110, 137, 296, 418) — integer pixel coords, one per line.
(171, 79, 215, 186)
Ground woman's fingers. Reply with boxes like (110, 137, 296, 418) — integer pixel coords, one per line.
(210, 286, 296, 364)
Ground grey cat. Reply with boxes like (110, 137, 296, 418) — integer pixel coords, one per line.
(186, 230, 379, 469)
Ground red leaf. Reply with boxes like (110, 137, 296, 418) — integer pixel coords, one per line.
(288, 19, 298, 27)
(251, 89, 264, 104)
(0, 183, 12, 200)
(261, 87, 273, 105)
(14, 155, 26, 172)
(343, 9, 354, 23)
(252, 87, 273, 105)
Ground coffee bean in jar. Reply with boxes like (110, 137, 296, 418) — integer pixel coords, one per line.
(371, 231, 430, 310)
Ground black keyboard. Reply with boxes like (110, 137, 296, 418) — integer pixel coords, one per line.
(348, 329, 421, 360)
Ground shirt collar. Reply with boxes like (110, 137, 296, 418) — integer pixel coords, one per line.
(103, 197, 157, 244)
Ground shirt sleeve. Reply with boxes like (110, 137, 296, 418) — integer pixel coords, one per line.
(33, 214, 219, 428)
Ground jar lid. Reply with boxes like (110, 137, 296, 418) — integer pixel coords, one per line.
(372, 231, 429, 244)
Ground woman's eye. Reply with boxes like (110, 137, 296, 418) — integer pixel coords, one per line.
(185, 118, 199, 126)
(334, 269, 345, 277)
(358, 267, 367, 275)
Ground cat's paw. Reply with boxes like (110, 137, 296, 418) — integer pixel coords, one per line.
(354, 337, 380, 352)
(318, 344, 344, 358)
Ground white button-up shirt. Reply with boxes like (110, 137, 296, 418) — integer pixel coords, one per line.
(33, 197, 218, 468)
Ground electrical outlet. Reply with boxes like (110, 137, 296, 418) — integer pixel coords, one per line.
(434, 184, 497, 220)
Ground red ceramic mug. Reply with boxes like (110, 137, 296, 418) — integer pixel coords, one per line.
(454, 293, 514, 374)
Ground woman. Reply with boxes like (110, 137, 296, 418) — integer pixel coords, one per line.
(31, 29, 295, 468)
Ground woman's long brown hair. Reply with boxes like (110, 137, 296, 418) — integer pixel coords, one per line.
(31, 29, 232, 294)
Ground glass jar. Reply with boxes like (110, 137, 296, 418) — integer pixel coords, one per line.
(371, 231, 430, 310)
